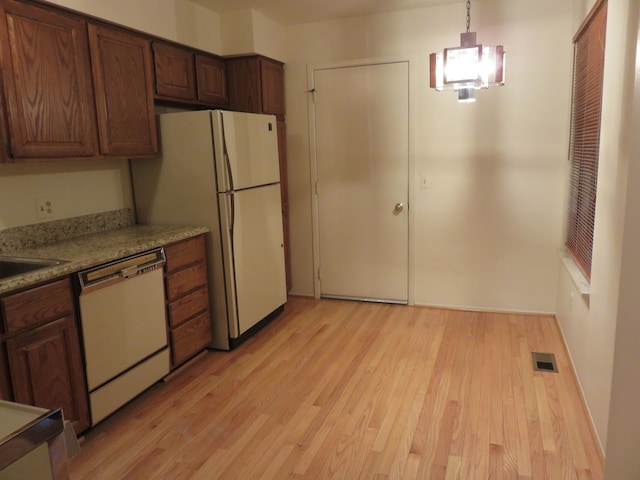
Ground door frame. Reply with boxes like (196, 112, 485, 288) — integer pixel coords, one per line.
(307, 56, 417, 305)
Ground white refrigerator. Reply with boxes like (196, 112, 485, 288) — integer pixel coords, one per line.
(131, 110, 287, 350)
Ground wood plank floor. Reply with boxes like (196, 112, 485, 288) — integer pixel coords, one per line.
(69, 296, 603, 479)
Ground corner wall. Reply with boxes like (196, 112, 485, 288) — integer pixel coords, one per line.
(604, 5, 640, 472)
(220, 9, 287, 60)
(555, 0, 635, 451)
(285, 1, 573, 315)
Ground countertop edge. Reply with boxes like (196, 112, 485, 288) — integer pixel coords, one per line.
(0, 225, 209, 295)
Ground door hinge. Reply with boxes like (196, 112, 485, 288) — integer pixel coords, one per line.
(309, 87, 316, 104)
(315, 181, 319, 196)
(317, 267, 321, 280)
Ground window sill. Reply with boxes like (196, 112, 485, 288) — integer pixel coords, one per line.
(560, 250, 590, 301)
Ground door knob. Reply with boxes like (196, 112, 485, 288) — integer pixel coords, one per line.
(394, 203, 404, 213)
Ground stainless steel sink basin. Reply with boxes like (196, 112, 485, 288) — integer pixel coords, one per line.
(0, 256, 66, 281)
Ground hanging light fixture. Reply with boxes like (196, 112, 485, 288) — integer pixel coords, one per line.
(429, 0, 505, 103)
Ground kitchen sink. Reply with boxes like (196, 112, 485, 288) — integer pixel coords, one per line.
(0, 256, 66, 281)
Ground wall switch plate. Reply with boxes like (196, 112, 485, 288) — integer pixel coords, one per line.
(36, 197, 55, 219)
(419, 173, 429, 190)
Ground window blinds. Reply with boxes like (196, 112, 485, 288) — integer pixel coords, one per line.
(566, 0, 607, 280)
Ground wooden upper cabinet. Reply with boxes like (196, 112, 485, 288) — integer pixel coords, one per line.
(0, 0, 99, 159)
(226, 55, 285, 117)
(260, 58, 285, 116)
(195, 54, 227, 105)
(152, 40, 227, 107)
(88, 24, 157, 156)
(153, 41, 196, 101)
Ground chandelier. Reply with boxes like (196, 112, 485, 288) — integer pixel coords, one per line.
(429, 0, 505, 103)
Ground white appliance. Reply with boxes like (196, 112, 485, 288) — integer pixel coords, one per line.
(77, 248, 169, 425)
(131, 110, 287, 350)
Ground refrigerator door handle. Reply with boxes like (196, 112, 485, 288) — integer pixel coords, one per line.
(230, 192, 235, 237)
(220, 112, 234, 191)
(221, 192, 235, 237)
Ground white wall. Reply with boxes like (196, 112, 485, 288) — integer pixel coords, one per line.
(285, 0, 573, 315)
(556, 0, 634, 452)
(604, 4, 640, 474)
(220, 9, 287, 60)
(0, 160, 132, 228)
(45, 0, 222, 52)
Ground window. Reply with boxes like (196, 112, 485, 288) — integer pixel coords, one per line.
(566, 0, 607, 280)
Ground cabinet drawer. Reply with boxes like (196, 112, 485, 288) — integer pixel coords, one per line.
(171, 312, 212, 366)
(165, 262, 207, 301)
(2, 278, 74, 334)
(167, 287, 209, 328)
(164, 235, 206, 273)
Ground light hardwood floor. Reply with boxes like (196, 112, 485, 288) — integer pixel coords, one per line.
(69, 296, 603, 479)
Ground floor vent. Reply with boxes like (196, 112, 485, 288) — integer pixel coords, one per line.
(531, 352, 558, 373)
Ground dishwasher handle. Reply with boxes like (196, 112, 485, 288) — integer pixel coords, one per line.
(120, 265, 139, 280)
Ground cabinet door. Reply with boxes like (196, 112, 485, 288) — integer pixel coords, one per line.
(7, 316, 90, 434)
(260, 57, 285, 116)
(225, 56, 262, 114)
(153, 42, 196, 101)
(225, 55, 285, 116)
(170, 311, 212, 366)
(0, 344, 12, 400)
(196, 54, 227, 105)
(89, 24, 157, 156)
(0, 0, 98, 159)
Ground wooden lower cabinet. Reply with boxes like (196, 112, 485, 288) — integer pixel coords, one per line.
(0, 343, 11, 400)
(164, 235, 212, 368)
(170, 311, 211, 365)
(1, 278, 90, 434)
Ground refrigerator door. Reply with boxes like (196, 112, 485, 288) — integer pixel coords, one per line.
(213, 110, 280, 192)
(218, 183, 287, 338)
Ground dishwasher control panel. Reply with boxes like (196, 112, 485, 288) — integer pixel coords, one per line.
(78, 248, 165, 293)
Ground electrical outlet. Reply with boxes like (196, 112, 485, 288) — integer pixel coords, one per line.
(36, 197, 55, 219)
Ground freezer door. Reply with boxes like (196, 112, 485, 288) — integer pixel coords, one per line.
(213, 110, 280, 191)
(219, 183, 287, 338)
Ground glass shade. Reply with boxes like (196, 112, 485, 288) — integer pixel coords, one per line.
(444, 45, 482, 84)
(430, 35, 505, 100)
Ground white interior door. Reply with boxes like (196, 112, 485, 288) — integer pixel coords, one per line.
(313, 62, 409, 303)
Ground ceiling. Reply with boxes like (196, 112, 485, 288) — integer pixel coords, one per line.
(197, 0, 464, 25)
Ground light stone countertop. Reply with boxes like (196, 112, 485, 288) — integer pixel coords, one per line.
(0, 224, 209, 295)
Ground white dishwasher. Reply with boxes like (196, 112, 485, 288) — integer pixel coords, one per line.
(78, 248, 169, 426)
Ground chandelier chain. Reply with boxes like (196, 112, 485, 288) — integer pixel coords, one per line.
(466, 0, 471, 33)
